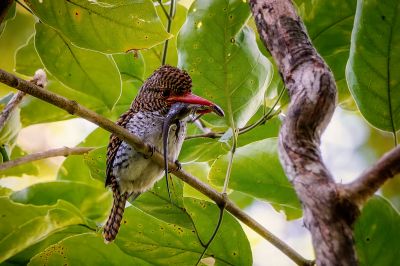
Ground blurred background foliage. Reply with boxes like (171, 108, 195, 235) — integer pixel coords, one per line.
(0, 0, 399, 265)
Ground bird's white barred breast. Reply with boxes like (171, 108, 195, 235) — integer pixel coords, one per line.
(113, 111, 186, 194)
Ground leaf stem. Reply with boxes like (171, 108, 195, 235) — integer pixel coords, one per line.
(222, 127, 237, 193)
(161, 0, 175, 65)
(195, 206, 225, 265)
(186, 88, 284, 140)
(15, 0, 34, 16)
(156, 0, 171, 21)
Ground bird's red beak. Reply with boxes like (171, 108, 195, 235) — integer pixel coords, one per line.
(167, 93, 224, 116)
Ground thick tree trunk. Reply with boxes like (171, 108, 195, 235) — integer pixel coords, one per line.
(249, 1, 359, 265)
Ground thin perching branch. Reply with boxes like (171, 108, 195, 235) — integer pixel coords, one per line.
(0, 146, 94, 171)
(0, 68, 313, 266)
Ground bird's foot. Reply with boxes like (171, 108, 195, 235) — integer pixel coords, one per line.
(174, 160, 182, 172)
(143, 144, 155, 159)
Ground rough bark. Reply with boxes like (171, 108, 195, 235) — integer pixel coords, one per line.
(250, 1, 359, 265)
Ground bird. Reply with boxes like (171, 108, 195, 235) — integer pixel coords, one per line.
(103, 65, 224, 243)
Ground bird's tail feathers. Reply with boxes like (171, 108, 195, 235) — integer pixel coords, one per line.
(103, 190, 129, 243)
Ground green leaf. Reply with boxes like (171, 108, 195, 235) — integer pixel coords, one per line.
(178, 0, 273, 128)
(355, 196, 400, 266)
(115, 201, 251, 265)
(133, 177, 194, 229)
(295, 0, 356, 107)
(0, 2, 16, 37)
(34, 23, 121, 110)
(14, 34, 42, 76)
(0, 186, 12, 196)
(8, 225, 91, 265)
(113, 53, 145, 83)
(26, 0, 171, 53)
(184, 198, 252, 265)
(0, 197, 86, 262)
(58, 127, 108, 185)
(180, 137, 231, 162)
(111, 52, 143, 115)
(14, 37, 125, 125)
(28, 233, 151, 266)
(10, 181, 111, 221)
(346, 0, 400, 133)
(182, 162, 214, 201)
(83, 147, 107, 183)
(209, 138, 302, 220)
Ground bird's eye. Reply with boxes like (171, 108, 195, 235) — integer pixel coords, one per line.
(162, 90, 170, 97)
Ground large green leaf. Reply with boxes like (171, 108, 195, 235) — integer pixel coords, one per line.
(25, 0, 171, 53)
(58, 127, 108, 185)
(83, 146, 107, 183)
(355, 196, 400, 266)
(14, 37, 139, 125)
(10, 181, 111, 221)
(35, 23, 121, 110)
(132, 176, 193, 229)
(346, 0, 400, 133)
(178, 0, 273, 128)
(115, 202, 251, 265)
(209, 138, 302, 220)
(28, 233, 150, 266)
(295, 0, 356, 107)
(0, 197, 86, 263)
(8, 225, 91, 265)
(184, 198, 252, 265)
(14, 35, 42, 76)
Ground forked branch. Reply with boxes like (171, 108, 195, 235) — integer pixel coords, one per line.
(250, 0, 400, 265)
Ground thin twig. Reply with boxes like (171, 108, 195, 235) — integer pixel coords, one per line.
(156, 0, 171, 20)
(186, 87, 284, 140)
(0, 68, 312, 266)
(0, 146, 94, 171)
(185, 109, 280, 140)
(161, 0, 175, 65)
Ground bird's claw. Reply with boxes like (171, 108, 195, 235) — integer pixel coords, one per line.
(174, 160, 182, 172)
(144, 144, 155, 159)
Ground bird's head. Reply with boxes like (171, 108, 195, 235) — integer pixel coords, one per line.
(133, 65, 224, 117)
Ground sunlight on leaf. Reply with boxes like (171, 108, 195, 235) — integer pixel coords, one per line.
(25, 0, 171, 53)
